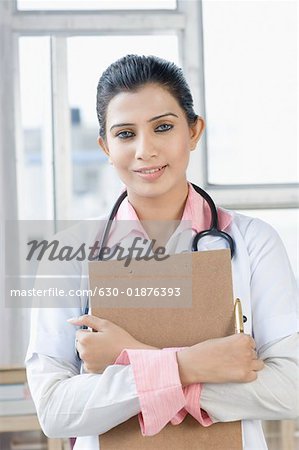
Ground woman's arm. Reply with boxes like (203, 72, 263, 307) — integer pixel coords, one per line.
(193, 216, 297, 422)
(26, 353, 141, 438)
(176, 333, 264, 385)
(73, 315, 264, 384)
(200, 333, 299, 422)
(59, 316, 296, 434)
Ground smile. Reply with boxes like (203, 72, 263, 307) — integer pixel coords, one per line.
(133, 165, 168, 181)
(135, 165, 167, 174)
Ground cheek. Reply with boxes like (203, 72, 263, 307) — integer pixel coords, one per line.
(110, 150, 131, 171)
(107, 143, 124, 164)
(169, 134, 190, 156)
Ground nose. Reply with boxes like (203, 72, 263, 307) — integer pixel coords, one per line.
(135, 134, 158, 160)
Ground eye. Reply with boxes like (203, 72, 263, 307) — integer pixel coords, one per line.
(155, 123, 173, 132)
(116, 130, 134, 139)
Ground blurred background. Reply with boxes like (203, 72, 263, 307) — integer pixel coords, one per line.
(0, 0, 298, 449)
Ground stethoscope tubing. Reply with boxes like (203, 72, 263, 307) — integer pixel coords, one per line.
(97, 183, 235, 260)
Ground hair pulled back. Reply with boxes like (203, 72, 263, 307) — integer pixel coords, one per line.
(96, 54, 198, 139)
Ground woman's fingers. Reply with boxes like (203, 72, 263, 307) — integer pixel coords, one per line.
(248, 335, 256, 349)
(252, 358, 265, 372)
(76, 329, 92, 347)
(67, 314, 108, 331)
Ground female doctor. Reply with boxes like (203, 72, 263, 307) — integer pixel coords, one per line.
(25, 55, 298, 450)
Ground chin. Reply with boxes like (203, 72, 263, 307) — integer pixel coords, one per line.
(137, 183, 175, 198)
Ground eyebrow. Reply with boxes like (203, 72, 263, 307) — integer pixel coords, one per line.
(109, 112, 179, 132)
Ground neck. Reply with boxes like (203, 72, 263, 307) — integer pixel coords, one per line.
(127, 180, 189, 248)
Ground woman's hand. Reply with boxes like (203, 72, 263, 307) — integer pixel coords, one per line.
(176, 334, 264, 386)
(67, 315, 156, 373)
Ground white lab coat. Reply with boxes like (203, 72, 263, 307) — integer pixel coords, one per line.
(25, 208, 299, 450)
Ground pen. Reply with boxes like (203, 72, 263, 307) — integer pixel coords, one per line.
(234, 298, 244, 334)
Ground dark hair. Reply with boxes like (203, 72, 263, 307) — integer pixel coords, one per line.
(96, 54, 198, 139)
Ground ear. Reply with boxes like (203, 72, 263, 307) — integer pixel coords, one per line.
(189, 117, 205, 151)
(97, 136, 109, 156)
(97, 136, 113, 164)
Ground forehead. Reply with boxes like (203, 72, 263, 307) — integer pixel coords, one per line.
(106, 84, 182, 123)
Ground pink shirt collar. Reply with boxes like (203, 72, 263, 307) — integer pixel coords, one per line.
(108, 183, 232, 247)
(181, 182, 232, 233)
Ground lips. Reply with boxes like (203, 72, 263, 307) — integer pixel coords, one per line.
(133, 164, 168, 181)
(134, 165, 167, 174)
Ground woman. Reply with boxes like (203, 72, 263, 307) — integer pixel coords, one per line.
(26, 55, 298, 450)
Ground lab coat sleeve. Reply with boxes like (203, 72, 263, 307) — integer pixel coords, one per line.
(200, 217, 298, 422)
(200, 333, 299, 422)
(26, 353, 141, 438)
(244, 217, 298, 349)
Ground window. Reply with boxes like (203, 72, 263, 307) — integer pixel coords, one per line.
(202, 0, 297, 185)
(18, 37, 53, 220)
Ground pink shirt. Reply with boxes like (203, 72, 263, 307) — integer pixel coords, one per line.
(112, 183, 232, 436)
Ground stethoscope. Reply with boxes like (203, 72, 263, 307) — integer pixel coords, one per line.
(97, 182, 235, 261)
(79, 182, 236, 343)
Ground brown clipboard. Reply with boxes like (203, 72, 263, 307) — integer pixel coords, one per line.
(89, 249, 243, 450)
